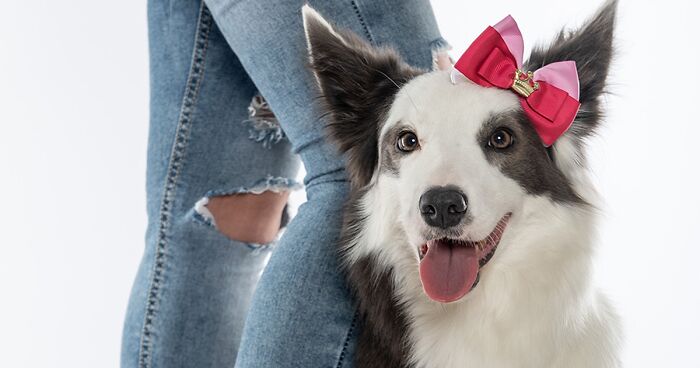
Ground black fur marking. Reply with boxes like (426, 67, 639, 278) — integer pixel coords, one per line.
(305, 13, 422, 188)
(479, 110, 584, 204)
(340, 189, 412, 368)
(380, 123, 415, 177)
(525, 0, 617, 142)
(348, 257, 412, 368)
(306, 12, 419, 366)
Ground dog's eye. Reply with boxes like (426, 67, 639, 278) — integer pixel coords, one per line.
(488, 128, 514, 149)
(397, 131, 419, 152)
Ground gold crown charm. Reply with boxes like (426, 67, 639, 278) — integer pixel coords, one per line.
(511, 69, 539, 98)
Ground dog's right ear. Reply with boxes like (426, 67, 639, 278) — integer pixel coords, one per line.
(302, 5, 421, 187)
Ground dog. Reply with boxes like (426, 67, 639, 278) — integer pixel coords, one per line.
(302, 1, 621, 366)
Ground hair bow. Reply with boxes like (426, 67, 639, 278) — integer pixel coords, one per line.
(451, 16, 580, 146)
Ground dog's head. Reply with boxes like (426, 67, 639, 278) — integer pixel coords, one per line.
(303, 1, 616, 303)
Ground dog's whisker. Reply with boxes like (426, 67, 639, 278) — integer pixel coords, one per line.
(372, 67, 420, 114)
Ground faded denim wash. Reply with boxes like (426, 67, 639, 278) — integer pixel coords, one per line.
(121, 0, 446, 367)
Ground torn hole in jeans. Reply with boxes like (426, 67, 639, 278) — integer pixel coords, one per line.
(243, 94, 286, 148)
(193, 176, 302, 247)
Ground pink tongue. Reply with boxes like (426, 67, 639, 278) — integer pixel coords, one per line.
(419, 240, 480, 303)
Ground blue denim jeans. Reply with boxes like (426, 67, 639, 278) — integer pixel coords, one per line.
(121, 1, 445, 367)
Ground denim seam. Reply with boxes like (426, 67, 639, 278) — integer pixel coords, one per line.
(137, 3, 213, 368)
(304, 177, 348, 191)
(350, 0, 374, 44)
(335, 310, 359, 368)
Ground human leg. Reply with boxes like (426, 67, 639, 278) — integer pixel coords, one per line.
(121, 1, 300, 367)
(199, 1, 447, 366)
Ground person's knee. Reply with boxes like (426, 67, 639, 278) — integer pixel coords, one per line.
(203, 191, 290, 244)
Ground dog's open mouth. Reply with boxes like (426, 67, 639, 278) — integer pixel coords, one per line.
(418, 213, 512, 303)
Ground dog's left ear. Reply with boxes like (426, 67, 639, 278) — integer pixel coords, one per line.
(525, 0, 617, 147)
(303, 5, 421, 187)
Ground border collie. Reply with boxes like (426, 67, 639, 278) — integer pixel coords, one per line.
(302, 1, 621, 366)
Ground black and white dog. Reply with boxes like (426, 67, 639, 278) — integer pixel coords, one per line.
(303, 1, 621, 366)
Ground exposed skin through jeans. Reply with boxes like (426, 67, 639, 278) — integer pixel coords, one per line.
(120, 1, 446, 367)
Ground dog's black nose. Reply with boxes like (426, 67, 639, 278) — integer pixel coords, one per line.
(419, 187, 468, 229)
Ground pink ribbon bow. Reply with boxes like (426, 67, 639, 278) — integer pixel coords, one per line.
(451, 15, 580, 146)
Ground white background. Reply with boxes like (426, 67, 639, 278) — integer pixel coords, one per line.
(1, 0, 698, 367)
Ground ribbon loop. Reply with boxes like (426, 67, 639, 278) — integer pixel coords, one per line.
(452, 15, 581, 146)
(477, 47, 517, 89)
(525, 82, 567, 122)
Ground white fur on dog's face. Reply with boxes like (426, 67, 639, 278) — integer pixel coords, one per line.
(303, 3, 583, 302)
(376, 71, 525, 259)
(304, 3, 621, 365)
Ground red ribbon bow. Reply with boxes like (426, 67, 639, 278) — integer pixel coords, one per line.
(452, 16, 581, 146)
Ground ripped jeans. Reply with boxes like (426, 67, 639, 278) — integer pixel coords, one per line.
(121, 0, 446, 367)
